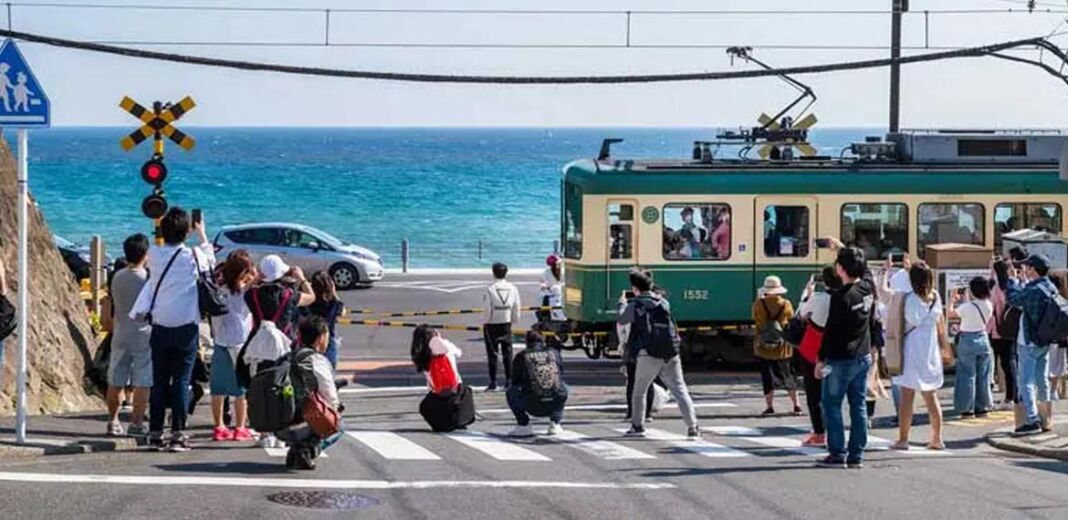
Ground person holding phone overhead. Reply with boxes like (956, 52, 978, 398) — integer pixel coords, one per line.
(947, 276, 995, 418)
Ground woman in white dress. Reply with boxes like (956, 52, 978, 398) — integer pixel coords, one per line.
(892, 263, 946, 450)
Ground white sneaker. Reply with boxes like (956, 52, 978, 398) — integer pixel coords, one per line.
(546, 422, 563, 436)
(509, 425, 535, 438)
(258, 434, 285, 449)
(106, 420, 124, 437)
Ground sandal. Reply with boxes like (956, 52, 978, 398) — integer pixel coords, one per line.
(926, 442, 946, 451)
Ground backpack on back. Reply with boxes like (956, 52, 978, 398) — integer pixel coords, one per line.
(758, 299, 786, 346)
(632, 299, 680, 360)
(997, 305, 1022, 340)
(427, 354, 460, 395)
(1032, 285, 1068, 346)
(236, 287, 293, 388)
(247, 349, 315, 433)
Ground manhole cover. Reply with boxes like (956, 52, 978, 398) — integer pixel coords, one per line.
(267, 491, 380, 510)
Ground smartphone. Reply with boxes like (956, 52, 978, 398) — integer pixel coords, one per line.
(889, 252, 904, 267)
(191, 208, 202, 226)
(814, 238, 831, 249)
(956, 287, 967, 296)
(623, 290, 636, 300)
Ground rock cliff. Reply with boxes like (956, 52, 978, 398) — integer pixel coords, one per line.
(0, 137, 100, 415)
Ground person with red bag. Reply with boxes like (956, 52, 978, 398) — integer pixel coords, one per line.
(411, 326, 476, 432)
(796, 266, 842, 447)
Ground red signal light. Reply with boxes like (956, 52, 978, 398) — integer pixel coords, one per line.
(141, 158, 167, 185)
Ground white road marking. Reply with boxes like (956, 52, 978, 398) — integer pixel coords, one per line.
(446, 431, 551, 461)
(780, 425, 951, 455)
(614, 428, 751, 458)
(263, 447, 329, 459)
(702, 426, 825, 456)
(346, 431, 441, 461)
(548, 429, 656, 460)
(477, 401, 736, 414)
(0, 472, 675, 490)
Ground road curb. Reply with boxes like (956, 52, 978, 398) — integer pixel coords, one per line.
(0, 437, 139, 458)
(985, 430, 1068, 461)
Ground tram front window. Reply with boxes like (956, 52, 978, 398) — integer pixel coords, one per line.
(609, 203, 634, 260)
(995, 203, 1062, 248)
(918, 202, 985, 257)
(563, 181, 583, 259)
(662, 203, 731, 260)
(764, 206, 809, 258)
(841, 203, 909, 260)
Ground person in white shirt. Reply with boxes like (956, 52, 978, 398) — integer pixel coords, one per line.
(208, 249, 257, 443)
(947, 276, 996, 418)
(483, 262, 520, 391)
(130, 207, 216, 452)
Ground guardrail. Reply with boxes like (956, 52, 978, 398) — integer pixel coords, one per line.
(399, 238, 560, 273)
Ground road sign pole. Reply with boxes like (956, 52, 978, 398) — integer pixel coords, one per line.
(15, 129, 28, 444)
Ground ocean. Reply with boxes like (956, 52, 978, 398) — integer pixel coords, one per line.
(18, 127, 875, 268)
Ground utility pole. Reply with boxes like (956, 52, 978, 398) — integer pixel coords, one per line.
(889, 0, 908, 133)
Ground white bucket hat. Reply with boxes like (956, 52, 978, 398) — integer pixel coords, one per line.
(259, 254, 291, 283)
(762, 275, 788, 295)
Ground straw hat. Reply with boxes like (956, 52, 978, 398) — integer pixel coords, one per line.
(762, 275, 788, 295)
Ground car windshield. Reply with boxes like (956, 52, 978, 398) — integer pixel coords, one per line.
(309, 228, 346, 247)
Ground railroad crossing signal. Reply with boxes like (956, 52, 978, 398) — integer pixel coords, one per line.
(119, 95, 196, 152)
(756, 112, 818, 159)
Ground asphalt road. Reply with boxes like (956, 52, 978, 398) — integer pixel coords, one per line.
(2, 274, 1066, 519)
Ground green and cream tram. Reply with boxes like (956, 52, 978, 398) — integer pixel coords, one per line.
(560, 130, 1068, 361)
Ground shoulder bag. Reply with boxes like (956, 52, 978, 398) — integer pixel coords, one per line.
(191, 247, 228, 318)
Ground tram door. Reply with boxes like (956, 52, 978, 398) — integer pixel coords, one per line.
(605, 200, 638, 316)
(754, 197, 819, 301)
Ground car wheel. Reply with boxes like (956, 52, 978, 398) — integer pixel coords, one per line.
(329, 263, 359, 290)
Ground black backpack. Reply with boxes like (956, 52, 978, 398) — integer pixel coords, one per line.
(997, 305, 1022, 340)
(632, 300, 680, 360)
(247, 349, 315, 433)
(1031, 285, 1068, 346)
(419, 384, 476, 433)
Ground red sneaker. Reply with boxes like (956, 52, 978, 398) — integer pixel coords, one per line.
(231, 427, 255, 442)
(211, 426, 233, 442)
(802, 433, 827, 447)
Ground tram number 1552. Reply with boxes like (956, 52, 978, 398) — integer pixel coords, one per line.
(683, 289, 710, 301)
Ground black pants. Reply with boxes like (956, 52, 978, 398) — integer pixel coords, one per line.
(483, 323, 513, 385)
(148, 323, 199, 434)
(625, 362, 658, 419)
(992, 338, 1018, 403)
(800, 358, 824, 434)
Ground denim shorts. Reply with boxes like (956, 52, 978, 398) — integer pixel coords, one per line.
(109, 344, 153, 388)
(209, 345, 246, 397)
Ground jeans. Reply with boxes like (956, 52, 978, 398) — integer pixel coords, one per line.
(324, 336, 339, 370)
(483, 323, 513, 385)
(148, 323, 200, 434)
(631, 353, 697, 430)
(506, 386, 566, 425)
(800, 358, 824, 434)
(1018, 343, 1051, 425)
(991, 339, 1018, 403)
(821, 355, 871, 462)
(953, 332, 994, 414)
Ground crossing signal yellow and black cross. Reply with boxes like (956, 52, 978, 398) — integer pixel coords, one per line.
(119, 96, 196, 152)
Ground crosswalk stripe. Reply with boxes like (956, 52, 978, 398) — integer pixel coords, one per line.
(548, 429, 656, 460)
(703, 426, 825, 456)
(614, 427, 751, 458)
(446, 431, 552, 461)
(346, 431, 441, 461)
(263, 447, 329, 459)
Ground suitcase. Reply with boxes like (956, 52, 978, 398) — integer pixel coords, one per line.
(419, 384, 476, 432)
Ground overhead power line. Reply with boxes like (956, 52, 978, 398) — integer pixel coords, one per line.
(1, 29, 1064, 85)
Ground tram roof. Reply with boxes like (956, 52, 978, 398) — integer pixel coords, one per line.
(562, 159, 1068, 196)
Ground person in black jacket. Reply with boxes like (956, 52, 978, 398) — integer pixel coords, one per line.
(814, 239, 875, 469)
(506, 331, 568, 438)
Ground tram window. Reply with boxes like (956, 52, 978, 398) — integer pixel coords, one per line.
(563, 181, 583, 259)
(662, 203, 731, 261)
(917, 202, 985, 257)
(764, 206, 810, 258)
(995, 203, 1062, 248)
(609, 203, 634, 260)
(840, 203, 909, 260)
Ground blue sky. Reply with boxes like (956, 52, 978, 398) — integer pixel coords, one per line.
(18, 0, 1068, 126)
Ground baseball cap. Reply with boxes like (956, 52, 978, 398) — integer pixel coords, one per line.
(546, 254, 561, 267)
(258, 254, 291, 283)
(1022, 253, 1051, 271)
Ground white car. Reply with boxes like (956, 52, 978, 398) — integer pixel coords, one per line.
(213, 223, 384, 289)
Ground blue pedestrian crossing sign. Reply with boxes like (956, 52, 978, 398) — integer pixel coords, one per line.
(0, 39, 49, 128)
